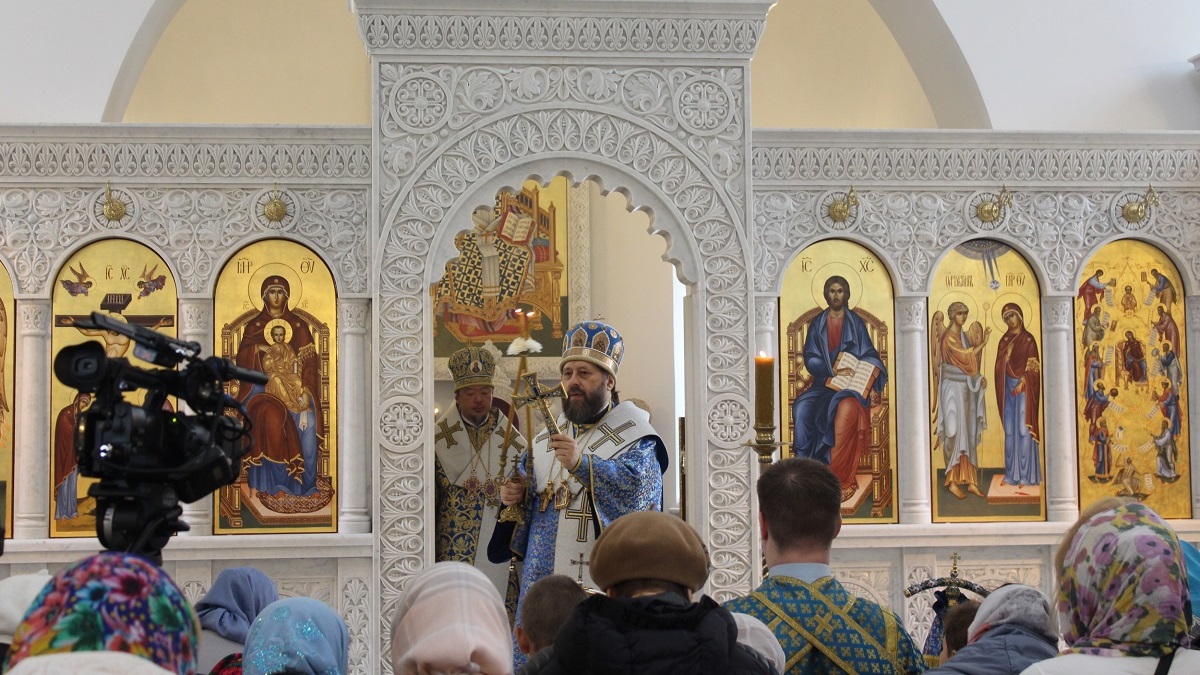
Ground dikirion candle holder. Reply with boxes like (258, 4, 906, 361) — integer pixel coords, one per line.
(746, 423, 788, 465)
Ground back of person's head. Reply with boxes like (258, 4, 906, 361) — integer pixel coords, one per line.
(195, 566, 279, 643)
(518, 575, 587, 653)
(731, 612, 786, 673)
(940, 599, 980, 659)
(589, 511, 709, 599)
(1056, 500, 1190, 657)
(391, 562, 512, 675)
(757, 457, 840, 550)
(0, 571, 52, 654)
(242, 597, 349, 675)
(2, 552, 197, 674)
(1053, 496, 1130, 574)
(4, 651, 175, 674)
(968, 584, 1057, 644)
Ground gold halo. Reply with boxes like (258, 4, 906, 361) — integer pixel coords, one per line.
(990, 293, 1035, 329)
(809, 262, 864, 311)
(263, 318, 293, 344)
(247, 263, 303, 311)
(935, 291, 982, 323)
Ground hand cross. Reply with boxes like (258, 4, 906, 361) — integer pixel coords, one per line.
(514, 372, 565, 436)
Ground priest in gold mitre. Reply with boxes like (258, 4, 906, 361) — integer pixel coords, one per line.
(500, 321, 669, 620)
(434, 344, 525, 600)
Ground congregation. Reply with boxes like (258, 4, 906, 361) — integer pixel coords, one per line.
(1, 460, 1198, 674)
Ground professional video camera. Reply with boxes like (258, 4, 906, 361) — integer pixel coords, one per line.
(53, 311, 266, 564)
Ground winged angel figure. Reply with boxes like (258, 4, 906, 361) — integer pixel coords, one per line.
(931, 303, 991, 499)
(59, 263, 93, 297)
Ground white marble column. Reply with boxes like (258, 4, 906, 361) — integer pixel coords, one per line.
(338, 298, 371, 533)
(13, 301, 51, 538)
(1042, 295, 1078, 522)
(1186, 295, 1200, 517)
(895, 296, 932, 524)
(177, 299, 213, 535)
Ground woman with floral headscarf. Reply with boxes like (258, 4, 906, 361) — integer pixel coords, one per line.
(241, 597, 348, 675)
(1020, 499, 1200, 674)
(1, 552, 199, 674)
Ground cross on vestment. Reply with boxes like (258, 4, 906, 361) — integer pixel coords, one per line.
(565, 495, 596, 543)
(811, 611, 838, 640)
(500, 431, 523, 455)
(570, 552, 590, 585)
(589, 420, 637, 451)
(514, 372, 565, 436)
(435, 419, 463, 448)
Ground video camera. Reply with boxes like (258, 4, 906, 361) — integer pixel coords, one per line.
(53, 311, 266, 563)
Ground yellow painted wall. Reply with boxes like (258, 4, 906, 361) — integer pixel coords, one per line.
(123, 0, 370, 124)
(751, 0, 936, 129)
(123, 0, 931, 129)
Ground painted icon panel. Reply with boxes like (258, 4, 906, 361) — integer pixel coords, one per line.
(780, 239, 897, 522)
(1074, 240, 1190, 518)
(50, 241, 178, 537)
(214, 239, 338, 534)
(0, 266, 12, 538)
(929, 239, 1045, 522)
(432, 178, 569, 358)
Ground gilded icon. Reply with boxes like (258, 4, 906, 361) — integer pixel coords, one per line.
(0, 266, 12, 538)
(432, 178, 569, 359)
(214, 239, 338, 533)
(50, 241, 178, 537)
(930, 239, 1045, 522)
(780, 239, 897, 522)
(1075, 240, 1189, 517)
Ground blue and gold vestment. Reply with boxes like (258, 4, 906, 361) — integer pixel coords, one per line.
(724, 575, 925, 674)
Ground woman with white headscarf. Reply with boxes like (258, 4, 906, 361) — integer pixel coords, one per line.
(926, 584, 1057, 674)
(391, 562, 512, 675)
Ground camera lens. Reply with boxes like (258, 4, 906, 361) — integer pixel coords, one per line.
(53, 341, 107, 392)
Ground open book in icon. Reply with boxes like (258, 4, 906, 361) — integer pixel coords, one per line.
(825, 352, 879, 398)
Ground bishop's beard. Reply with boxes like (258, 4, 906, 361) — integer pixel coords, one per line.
(563, 384, 608, 424)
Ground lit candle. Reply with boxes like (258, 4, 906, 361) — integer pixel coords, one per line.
(754, 351, 774, 428)
(517, 309, 529, 338)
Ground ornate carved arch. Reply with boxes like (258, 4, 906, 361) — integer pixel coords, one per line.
(375, 63, 760, 636)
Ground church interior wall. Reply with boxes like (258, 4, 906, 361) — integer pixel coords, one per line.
(1, 1, 1199, 672)
(0, 122, 1197, 675)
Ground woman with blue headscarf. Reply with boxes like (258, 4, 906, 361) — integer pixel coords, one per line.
(242, 598, 348, 675)
(195, 567, 279, 672)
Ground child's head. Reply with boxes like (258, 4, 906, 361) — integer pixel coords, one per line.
(515, 575, 588, 655)
(939, 599, 981, 662)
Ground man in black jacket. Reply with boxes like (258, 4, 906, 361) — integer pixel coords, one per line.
(527, 510, 778, 675)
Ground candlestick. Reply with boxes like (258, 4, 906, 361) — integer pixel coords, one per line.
(754, 352, 774, 428)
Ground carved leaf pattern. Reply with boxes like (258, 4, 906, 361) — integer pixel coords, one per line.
(753, 184, 1200, 294)
(343, 578, 370, 674)
(358, 15, 764, 55)
(376, 65, 746, 217)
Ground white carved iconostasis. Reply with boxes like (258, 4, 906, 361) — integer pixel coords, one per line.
(0, 7, 1198, 675)
(0, 128, 377, 670)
